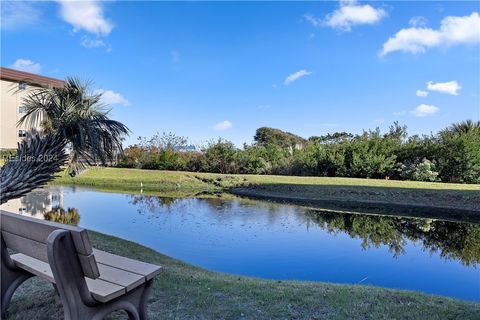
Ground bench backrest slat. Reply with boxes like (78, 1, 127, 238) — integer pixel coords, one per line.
(0, 210, 100, 279)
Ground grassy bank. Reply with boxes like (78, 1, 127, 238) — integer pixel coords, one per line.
(53, 167, 480, 191)
(53, 168, 221, 191)
(52, 167, 480, 222)
(6, 231, 479, 320)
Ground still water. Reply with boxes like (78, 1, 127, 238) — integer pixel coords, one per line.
(2, 186, 479, 301)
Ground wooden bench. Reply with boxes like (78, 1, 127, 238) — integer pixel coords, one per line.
(0, 210, 161, 320)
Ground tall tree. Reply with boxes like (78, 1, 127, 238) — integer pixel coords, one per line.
(437, 119, 480, 183)
(443, 120, 480, 135)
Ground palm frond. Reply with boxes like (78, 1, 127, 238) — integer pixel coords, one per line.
(16, 77, 130, 176)
(0, 133, 68, 204)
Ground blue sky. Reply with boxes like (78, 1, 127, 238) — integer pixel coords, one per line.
(2, 1, 479, 147)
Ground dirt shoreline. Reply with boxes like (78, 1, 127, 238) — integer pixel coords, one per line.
(230, 188, 480, 224)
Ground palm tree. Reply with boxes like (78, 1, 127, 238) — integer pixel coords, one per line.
(0, 78, 129, 204)
(442, 120, 480, 136)
(19, 78, 130, 175)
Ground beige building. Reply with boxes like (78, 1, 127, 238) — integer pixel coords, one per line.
(0, 67, 64, 150)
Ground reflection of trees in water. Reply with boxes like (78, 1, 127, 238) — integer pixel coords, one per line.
(43, 206, 80, 225)
(128, 195, 243, 222)
(126, 194, 478, 266)
(127, 194, 309, 226)
(309, 211, 480, 267)
(129, 195, 178, 213)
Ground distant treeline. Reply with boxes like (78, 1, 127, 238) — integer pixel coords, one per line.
(118, 120, 480, 184)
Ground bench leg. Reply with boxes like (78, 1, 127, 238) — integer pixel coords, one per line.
(1, 239, 33, 318)
(63, 280, 153, 320)
(90, 280, 153, 320)
(47, 230, 155, 320)
(137, 279, 153, 320)
(1, 266, 33, 318)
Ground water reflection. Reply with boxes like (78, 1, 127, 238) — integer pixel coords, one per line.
(0, 187, 81, 226)
(310, 211, 480, 267)
(128, 194, 480, 267)
(44, 206, 81, 225)
(1, 187, 479, 301)
(1, 187, 63, 218)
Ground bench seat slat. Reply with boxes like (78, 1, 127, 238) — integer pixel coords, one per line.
(2, 231, 48, 262)
(85, 279, 125, 303)
(1, 210, 93, 255)
(97, 263, 145, 292)
(11, 254, 126, 303)
(3, 231, 100, 279)
(93, 249, 162, 280)
(11, 253, 53, 281)
(1, 210, 100, 279)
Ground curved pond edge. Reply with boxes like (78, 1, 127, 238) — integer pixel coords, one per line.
(48, 181, 480, 224)
(230, 188, 480, 224)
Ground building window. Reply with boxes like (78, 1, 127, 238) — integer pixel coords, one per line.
(18, 105, 26, 113)
(18, 82, 27, 90)
(18, 130, 27, 138)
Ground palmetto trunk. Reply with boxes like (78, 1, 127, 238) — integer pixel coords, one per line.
(0, 134, 68, 204)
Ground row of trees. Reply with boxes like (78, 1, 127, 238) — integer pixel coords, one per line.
(118, 121, 480, 184)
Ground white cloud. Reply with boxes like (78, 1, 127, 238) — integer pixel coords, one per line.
(374, 118, 385, 124)
(304, 14, 322, 28)
(380, 12, 480, 56)
(81, 37, 110, 50)
(427, 80, 461, 95)
(393, 111, 406, 117)
(308, 0, 386, 31)
(284, 70, 312, 85)
(1, 1, 42, 29)
(409, 16, 428, 28)
(10, 59, 41, 74)
(411, 104, 439, 117)
(213, 120, 233, 131)
(416, 89, 429, 97)
(58, 0, 113, 36)
(381, 28, 442, 56)
(96, 89, 130, 106)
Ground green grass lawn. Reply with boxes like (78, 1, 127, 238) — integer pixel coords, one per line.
(53, 167, 480, 191)
(53, 167, 219, 191)
(52, 167, 480, 222)
(6, 231, 479, 320)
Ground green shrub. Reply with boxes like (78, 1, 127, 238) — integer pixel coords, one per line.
(400, 158, 440, 182)
(115, 120, 480, 184)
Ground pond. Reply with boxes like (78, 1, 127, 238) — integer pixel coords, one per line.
(1, 186, 479, 301)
